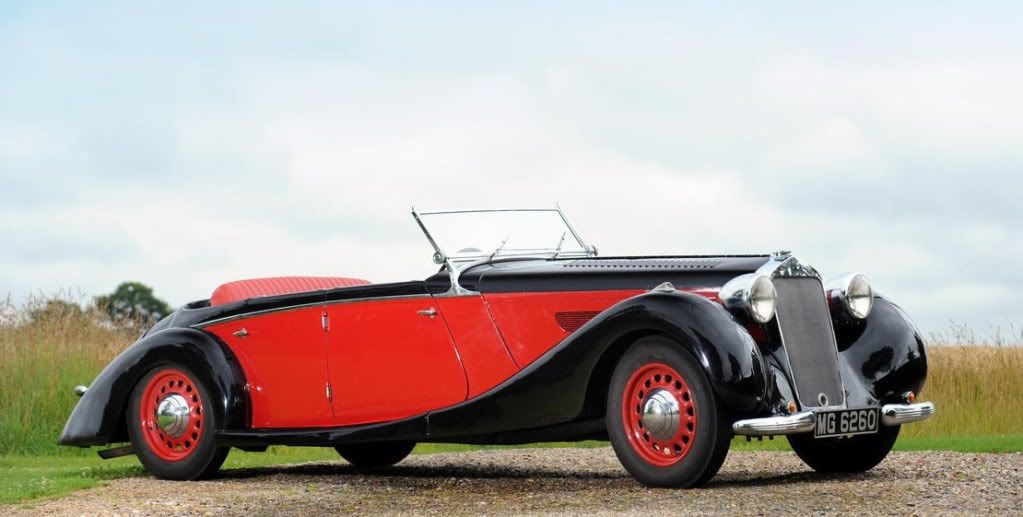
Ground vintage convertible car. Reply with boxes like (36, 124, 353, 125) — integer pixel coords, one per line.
(60, 207, 934, 487)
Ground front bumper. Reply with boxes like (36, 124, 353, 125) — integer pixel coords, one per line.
(880, 401, 936, 426)
(732, 401, 935, 437)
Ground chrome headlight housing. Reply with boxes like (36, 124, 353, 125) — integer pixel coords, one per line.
(826, 273, 873, 319)
(720, 274, 777, 324)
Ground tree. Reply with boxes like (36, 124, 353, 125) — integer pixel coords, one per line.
(95, 282, 173, 327)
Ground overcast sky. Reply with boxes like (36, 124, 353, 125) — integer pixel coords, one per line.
(1, 2, 1020, 338)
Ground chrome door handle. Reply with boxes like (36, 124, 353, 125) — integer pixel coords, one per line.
(417, 308, 437, 318)
(233, 328, 249, 338)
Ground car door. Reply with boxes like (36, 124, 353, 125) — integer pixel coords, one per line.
(205, 299, 334, 428)
(325, 282, 468, 426)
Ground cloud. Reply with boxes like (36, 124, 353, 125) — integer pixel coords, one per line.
(0, 2, 1019, 337)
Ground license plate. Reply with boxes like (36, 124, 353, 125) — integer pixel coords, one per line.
(813, 407, 879, 438)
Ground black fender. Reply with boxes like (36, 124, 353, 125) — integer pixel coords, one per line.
(833, 296, 928, 406)
(58, 327, 248, 447)
(425, 290, 768, 439)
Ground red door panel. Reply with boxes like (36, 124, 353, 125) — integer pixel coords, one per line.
(327, 296, 468, 426)
(483, 290, 644, 368)
(206, 306, 333, 428)
(434, 295, 519, 398)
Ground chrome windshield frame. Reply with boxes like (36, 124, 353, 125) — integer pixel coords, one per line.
(411, 206, 598, 295)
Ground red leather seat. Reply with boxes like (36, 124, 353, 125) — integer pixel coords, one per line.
(210, 276, 370, 306)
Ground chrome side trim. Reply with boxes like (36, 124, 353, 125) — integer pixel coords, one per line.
(192, 300, 324, 328)
(192, 294, 432, 328)
(881, 402, 936, 426)
(732, 411, 816, 436)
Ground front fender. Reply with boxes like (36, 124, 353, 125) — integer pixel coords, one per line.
(58, 327, 248, 447)
(834, 296, 928, 406)
(586, 290, 769, 413)
(425, 290, 768, 438)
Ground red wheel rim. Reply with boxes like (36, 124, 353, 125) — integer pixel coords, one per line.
(621, 362, 697, 467)
(139, 369, 205, 462)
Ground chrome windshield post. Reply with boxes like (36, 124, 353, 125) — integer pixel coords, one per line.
(555, 203, 597, 257)
(411, 206, 447, 265)
(412, 206, 471, 295)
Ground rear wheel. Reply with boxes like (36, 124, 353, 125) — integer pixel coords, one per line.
(788, 425, 899, 473)
(335, 441, 416, 468)
(606, 336, 730, 488)
(128, 365, 229, 480)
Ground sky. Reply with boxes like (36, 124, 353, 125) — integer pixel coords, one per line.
(1, 2, 1020, 339)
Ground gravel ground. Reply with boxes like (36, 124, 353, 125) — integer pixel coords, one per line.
(6, 448, 1022, 516)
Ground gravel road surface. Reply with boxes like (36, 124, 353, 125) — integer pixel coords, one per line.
(7, 448, 1021, 515)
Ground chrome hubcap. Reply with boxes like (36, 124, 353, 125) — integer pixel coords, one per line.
(155, 394, 190, 437)
(640, 388, 680, 440)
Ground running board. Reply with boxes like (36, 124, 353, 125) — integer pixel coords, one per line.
(97, 445, 136, 459)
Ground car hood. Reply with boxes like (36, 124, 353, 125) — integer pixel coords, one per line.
(428, 255, 772, 294)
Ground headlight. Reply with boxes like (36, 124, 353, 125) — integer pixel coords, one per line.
(720, 274, 777, 324)
(826, 273, 873, 319)
(749, 276, 777, 323)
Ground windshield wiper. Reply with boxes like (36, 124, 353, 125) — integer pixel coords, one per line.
(551, 231, 567, 258)
(487, 235, 510, 261)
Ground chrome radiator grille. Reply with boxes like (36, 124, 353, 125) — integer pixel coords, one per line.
(774, 277, 845, 408)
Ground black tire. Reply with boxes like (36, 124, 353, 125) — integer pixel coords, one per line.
(128, 364, 230, 480)
(335, 441, 416, 468)
(788, 425, 899, 473)
(606, 336, 730, 488)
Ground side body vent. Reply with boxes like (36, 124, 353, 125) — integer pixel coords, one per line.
(554, 311, 600, 333)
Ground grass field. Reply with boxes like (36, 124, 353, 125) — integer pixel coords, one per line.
(1, 297, 1021, 504)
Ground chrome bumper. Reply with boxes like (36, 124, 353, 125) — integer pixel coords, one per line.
(880, 401, 936, 426)
(732, 411, 816, 436)
(732, 402, 936, 436)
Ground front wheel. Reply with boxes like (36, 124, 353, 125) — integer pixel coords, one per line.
(788, 425, 899, 473)
(335, 441, 416, 468)
(606, 336, 731, 488)
(128, 365, 229, 480)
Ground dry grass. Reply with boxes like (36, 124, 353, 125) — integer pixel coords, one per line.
(0, 295, 1019, 455)
(902, 345, 1023, 438)
(0, 295, 136, 455)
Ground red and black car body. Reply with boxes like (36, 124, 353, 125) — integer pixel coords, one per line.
(60, 208, 934, 487)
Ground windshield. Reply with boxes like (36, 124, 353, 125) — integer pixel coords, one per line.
(413, 208, 596, 266)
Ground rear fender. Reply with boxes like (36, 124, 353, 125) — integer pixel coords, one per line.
(58, 327, 248, 447)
